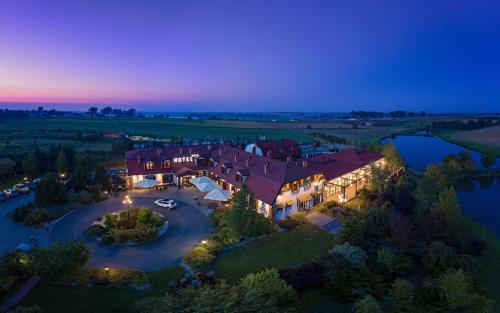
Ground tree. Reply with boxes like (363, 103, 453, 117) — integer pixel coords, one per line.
(430, 186, 462, 232)
(88, 107, 98, 116)
(381, 143, 405, 174)
(353, 295, 382, 313)
(22, 154, 39, 179)
(0, 157, 15, 178)
(224, 185, 274, 238)
(376, 248, 412, 275)
(439, 269, 492, 313)
(73, 164, 89, 190)
(100, 106, 113, 115)
(35, 173, 67, 206)
(95, 166, 112, 191)
(125, 108, 136, 117)
(481, 149, 496, 171)
(29, 240, 89, 281)
(390, 279, 415, 312)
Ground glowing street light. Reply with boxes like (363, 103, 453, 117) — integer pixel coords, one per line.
(123, 196, 132, 219)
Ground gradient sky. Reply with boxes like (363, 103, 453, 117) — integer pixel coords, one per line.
(0, 0, 499, 112)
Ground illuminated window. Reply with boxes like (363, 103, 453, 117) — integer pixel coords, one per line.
(162, 160, 171, 169)
(145, 161, 154, 171)
(291, 181, 299, 192)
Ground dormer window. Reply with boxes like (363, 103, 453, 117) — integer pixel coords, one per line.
(162, 160, 171, 169)
(145, 161, 155, 171)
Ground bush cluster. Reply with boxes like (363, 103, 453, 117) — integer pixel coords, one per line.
(12, 203, 50, 227)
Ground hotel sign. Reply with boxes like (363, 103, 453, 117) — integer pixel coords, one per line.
(173, 154, 199, 163)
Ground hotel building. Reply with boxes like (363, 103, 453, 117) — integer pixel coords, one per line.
(126, 144, 384, 220)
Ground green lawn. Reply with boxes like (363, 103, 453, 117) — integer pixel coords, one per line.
(461, 218, 500, 313)
(20, 266, 185, 313)
(210, 224, 337, 284)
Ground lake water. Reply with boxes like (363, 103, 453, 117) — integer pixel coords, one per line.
(382, 135, 500, 236)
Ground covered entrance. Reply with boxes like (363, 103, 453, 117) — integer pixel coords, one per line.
(175, 167, 201, 187)
(297, 193, 313, 211)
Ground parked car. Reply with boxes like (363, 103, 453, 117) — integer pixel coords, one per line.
(0, 192, 7, 202)
(154, 199, 177, 209)
(13, 183, 30, 194)
(3, 188, 19, 197)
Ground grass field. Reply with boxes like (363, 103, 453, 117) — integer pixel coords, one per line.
(210, 224, 336, 284)
(440, 126, 500, 156)
(0, 118, 315, 143)
(20, 266, 185, 313)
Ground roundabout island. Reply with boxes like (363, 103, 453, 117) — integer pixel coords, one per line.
(48, 189, 212, 271)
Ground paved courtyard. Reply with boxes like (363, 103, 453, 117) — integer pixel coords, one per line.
(0, 187, 212, 271)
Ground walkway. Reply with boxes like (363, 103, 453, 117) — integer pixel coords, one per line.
(0, 276, 40, 312)
(306, 212, 342, 235)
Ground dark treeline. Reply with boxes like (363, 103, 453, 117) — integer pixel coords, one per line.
(88, 106, 136, 117)
(350, 110, 427, 119)
(430, 118, 500, 130)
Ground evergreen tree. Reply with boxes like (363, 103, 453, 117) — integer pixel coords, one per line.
(22, 154, 39, 179)
(95, 166, 112, 191)
(56, 150, 68, 177)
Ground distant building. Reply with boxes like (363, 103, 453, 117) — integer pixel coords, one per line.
(245, 138, 301, 161)
(102, 131, 121, 138)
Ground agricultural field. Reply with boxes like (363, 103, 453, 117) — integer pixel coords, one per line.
(303, 125, 410, 146)
(441, 126, 500, 155)
(0, 118, 315, 143)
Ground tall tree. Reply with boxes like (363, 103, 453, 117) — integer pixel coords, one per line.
(224, 185, 273, 238)
(481, 149, 496, 171)
(88, 107, 98, 117)
(95, 166, 112, 191)
(35, 173, 67, 206)
(381, 143, 405, 175)
(56, 150, 68, 177)
(22, 154, 39, 179)
(73, 165, 89, 191)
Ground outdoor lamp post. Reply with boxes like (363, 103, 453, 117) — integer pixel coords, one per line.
(123, 195, 132, 219)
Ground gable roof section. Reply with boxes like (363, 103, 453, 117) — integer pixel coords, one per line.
(305, 148, 383, 181)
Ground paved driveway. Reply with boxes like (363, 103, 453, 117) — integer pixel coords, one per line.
(0, 193, 50, 255)
(50, 188, 212, 271)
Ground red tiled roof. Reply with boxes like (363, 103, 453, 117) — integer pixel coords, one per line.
(305, 148, 383, 180)
(126, 145, 214, 176)
(255, 138, 301, 160)
(208, 146, 320, 205)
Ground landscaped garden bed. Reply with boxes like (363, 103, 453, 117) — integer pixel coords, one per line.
(87, 207, 168, 244)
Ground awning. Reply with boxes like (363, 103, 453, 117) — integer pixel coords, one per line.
(276, 200, 294, 209)
(297, 193, 313, 202)
(135, 179, 160, 188)
(174, 167, 198, 177)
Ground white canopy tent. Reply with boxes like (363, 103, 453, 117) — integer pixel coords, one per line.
(196, 181, 219, 192)
(135, 179, 160, 189)
(190, 176, 213, 186)
(204, 188, 231, 202)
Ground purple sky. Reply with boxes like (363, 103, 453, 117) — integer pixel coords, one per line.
(0, 0, 499, 112)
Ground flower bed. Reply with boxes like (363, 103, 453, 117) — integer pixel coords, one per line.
(87, 207, 167, 244)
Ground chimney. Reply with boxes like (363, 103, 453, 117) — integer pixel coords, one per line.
(264, 161, 270, 174)
(245, 156, 251, 168)
(286, 155, 292, 162)
(266, 149, 272, 158)
(188, 147, 192, 154)
(219, 148, 222, 156)
(179, 147, 183, 154)
(207, 144, 212, 150)
(137, 155, 141, 165)
(234, 152, 239, 163)
(156, 148, 161, 156)
(302, 160, 308, 168)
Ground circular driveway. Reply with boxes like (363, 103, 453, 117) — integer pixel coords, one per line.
(49, 190, 211, 271)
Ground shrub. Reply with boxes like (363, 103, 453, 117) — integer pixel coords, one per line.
(390, 279, 415, 312)
(278, 218, 299, 229)
(182, 246, 215, 270)
(376, 248, 413, 275)
(12, 203, 34, 223)
(279, 262, 324, 290)
(238, 269, 295, 307)
(330, 242, 367, 268)
(87, 224, 105, 236)
(24, 208, 50, 227)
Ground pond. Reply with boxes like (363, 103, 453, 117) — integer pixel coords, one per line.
(382, 135, 500, 236)
(382, 135, 499, 172)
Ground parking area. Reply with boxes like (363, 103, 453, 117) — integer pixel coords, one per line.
(48, 187, 212, 271)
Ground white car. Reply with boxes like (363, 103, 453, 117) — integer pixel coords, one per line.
(3, 188, 18, 197)
(154, 199, 177, 209)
